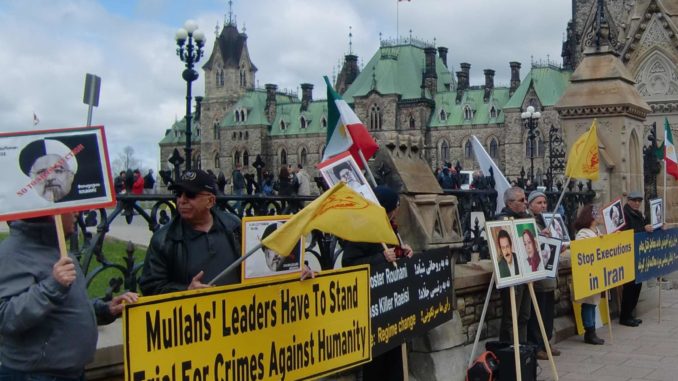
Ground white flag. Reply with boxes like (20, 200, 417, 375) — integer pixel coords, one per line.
(471, 135, 511, 214)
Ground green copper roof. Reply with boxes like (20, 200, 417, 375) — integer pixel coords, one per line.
(269, 100, 328, 136)
(504, 66, 572, 109)
(159, 116, 201, 145)
(221, 89, 296, 127)
(343, 43, 455, 102)
(430, 87, 510, 127)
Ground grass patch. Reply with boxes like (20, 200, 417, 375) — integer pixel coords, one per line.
(0, 231, 146, 299)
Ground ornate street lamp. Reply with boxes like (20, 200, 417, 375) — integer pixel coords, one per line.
(175, 19, 205, 171)
(521, 105, 541, 185)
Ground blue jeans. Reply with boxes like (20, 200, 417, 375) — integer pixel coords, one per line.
(581, 303, 596, 329)
(0, 366, 84, 381)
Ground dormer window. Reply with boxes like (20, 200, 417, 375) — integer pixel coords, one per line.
(235, 110, 240, 122)
(280, 120, 286, 131)
(321, 117, 327, 128)
(240, 109, 246, 122)
(463, 105, 474, 120)
(300, 116, 307, 129)
(439, 109, 447, 121)
(489, 106, 498, 119)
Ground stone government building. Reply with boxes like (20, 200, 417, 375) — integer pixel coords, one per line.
(160, 0, 678, 200)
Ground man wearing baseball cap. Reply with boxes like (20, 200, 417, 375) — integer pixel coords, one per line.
(619, 191, 654, 327)
(140, 169, 241, 295)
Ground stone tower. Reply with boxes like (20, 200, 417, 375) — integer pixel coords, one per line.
(556, 9, 651, 204)
(200, 13, 257, 170)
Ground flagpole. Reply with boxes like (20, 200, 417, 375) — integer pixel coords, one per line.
(396, 0, 399, 43)
(208, 242, 262, 286)
(545, 174, 573, 234)
(358, 148, 378, 187)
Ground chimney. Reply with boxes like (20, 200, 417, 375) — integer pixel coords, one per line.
(483, 69, 495, 102)
(336, 54, 360, 94)
(423, 47, 438, 96)
(265, 83, 278, 123)
(437, 46, 448, 67)
(300, 83, 313, 111)
(456, 63, 470, 103)
(509, 61, 521, 96)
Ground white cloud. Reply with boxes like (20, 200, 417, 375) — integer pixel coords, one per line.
(0, 0, 572, 171)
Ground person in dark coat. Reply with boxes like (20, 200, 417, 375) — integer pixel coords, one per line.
(618, 191, 654, 327)
(342, 186, 412, 381)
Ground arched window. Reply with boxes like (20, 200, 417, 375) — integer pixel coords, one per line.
(219, 70, 224, 86)
(321, 117, 327, 128)
(240, 110, 246, 122)
(440, 140, 449, 163)
(195, 154, 201, 170)
(235, 109, 240, 122)
(243, 150, 249, 166)
(240, 68, 246, 87)
(489, 106, 498, 119)
(195, 127, 200, 137)
(369, 104, 382, 130)
(231, 132, 236, 140)
(439, 109, 447, 121)
(489, 138, 498, 159)
(409, 115, 416, 129)
(300, 116, 307, 129)
(234, 151, 241, 166)
(526, 130, 546, 158)
(280, 120, 286, 131)
(245, 131, 249, 140)
(238, 131, 243, 140)
(214, 152, 220, 168)
(464, 140, 473, 158)
(280, 149, 287, 165)
(300, 148, 307, 166)
(213, 121, 220, 140)
(463, 105, 473, 120)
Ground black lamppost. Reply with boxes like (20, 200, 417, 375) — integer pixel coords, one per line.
(521, 105, 541, 185)
(175, 20, 205, 171)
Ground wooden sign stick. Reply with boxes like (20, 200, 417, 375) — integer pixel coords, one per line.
(527, 282, 558, 380)
(509, 286, 522, 381)
(54, 214, 69, 258)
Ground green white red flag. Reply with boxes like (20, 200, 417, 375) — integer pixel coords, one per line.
(322, 76, 378, 169)
(665, 118, 678, 180)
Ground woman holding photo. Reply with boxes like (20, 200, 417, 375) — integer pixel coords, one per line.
(573, 204, 605, 345)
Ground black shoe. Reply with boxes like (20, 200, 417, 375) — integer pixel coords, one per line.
(584, 328, 605, 345)
(619, 318, 639, 327)
(633, 318, 643, 325)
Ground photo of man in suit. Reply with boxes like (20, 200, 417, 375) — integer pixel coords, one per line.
(497, 229, 520, 278)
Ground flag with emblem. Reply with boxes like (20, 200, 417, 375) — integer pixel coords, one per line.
(261, 182, 397, 256)
(322, 76, 378, 169)
(565, 119, 599, 180)
(664, 118, 678, 180)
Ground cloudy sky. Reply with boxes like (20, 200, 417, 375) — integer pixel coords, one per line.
(0, 0, 572, 171)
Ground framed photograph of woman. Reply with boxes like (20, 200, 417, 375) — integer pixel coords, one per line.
(316, 151, 378, 204)
(602, 198, 625, 233)
(514, 218, 548, 282)
(486, 220, 525, 288)
(537, 235, 563, 278)
(542, 213, 571, 245)
(649, 198, 663, 229)
(241, 215, 303, 283)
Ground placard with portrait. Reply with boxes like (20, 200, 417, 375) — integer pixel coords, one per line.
(542, 213, 571, 245)
(649, 198, 664, 230)
(0, 126, 115, 221)
(316, 151, 378, 204)
(602, 198, 625, 233)
(241, 215, 304, 283)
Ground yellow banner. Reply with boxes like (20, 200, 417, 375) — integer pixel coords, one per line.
(570, 230, 635, 300)
(124, 267, 371, 381)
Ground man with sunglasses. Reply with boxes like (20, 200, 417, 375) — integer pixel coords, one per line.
(140, 170, 241, 295)
(494, 186, 532, 345)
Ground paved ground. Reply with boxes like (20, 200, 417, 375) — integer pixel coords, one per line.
(538, 286, 678, 381)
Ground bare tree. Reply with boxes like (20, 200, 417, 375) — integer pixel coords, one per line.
(112, 146, 143, 174)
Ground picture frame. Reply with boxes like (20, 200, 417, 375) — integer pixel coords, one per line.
(486, 220, 525, 288)
(542, 213, 571, 245)
(602, 197, 625, 233)
(513, 218, 549, 282)
(241, 215, 304, 283)
(0, 126, 116, 221)
(649, 198, 664, 230)
(316, 151, 378, 204)
(537, 235, 563, 278)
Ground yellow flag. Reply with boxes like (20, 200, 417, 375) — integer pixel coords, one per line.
(261, 182, 398, 256)
(565, 119, 599, 180)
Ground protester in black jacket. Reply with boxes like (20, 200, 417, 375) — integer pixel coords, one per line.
(619, 191, 654, 327)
